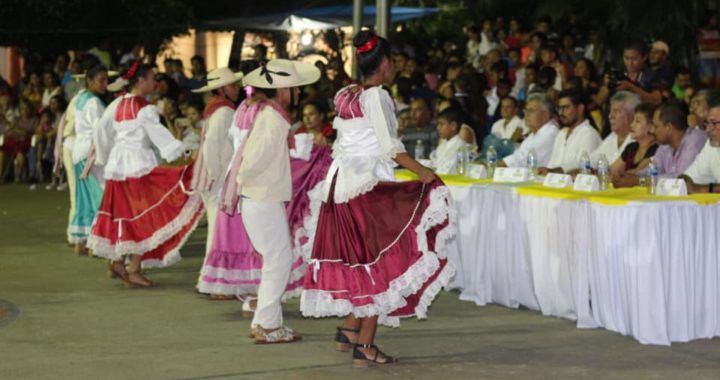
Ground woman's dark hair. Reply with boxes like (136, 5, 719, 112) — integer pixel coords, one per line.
(127, 63, 155, 89)
(623, 38, 648, 56)
(576, 58, 598, 82)
(634, 102, 657, 121)
(353, 30, 392, 77)
(537, 66, 557, 89)
(395, 77, 413, 104)
(85, 64, 107, 85)
(304, 99, 329, 118)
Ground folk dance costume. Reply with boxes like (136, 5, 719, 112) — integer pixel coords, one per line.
(87, 94, 203, 268)
(68, 91, 105, 242)
(57, 90, 84, 243)
(196, 97, 332, 298)
(300, 85, 456, 327)
(224, 60, 320, 342)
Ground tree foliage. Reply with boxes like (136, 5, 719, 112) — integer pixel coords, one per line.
(0, 0, 195, 53)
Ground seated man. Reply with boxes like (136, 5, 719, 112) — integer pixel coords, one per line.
(401, 97, 439, 159)
(614, 100, 707, 187)
(587, 91, 638, 169)
(539, 89, 602, 174)
(430, 107, 473, 174)
(499, 92, 559, 168)
(681, 91, 720, 193)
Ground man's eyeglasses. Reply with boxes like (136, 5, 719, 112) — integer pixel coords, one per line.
(704, 119, 720, 129)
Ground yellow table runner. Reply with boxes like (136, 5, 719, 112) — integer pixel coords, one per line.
(395, 170, 720, 206)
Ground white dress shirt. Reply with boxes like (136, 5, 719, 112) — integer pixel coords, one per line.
(589, 131, 634, 169)
(430, 134, 471, 174)
(684, 141, 720, 184)
(503, 121, 560, 168)
(547, 119, 602, 172)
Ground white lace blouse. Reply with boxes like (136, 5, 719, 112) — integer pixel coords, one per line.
(322, 86, 406, 203)
(98, 95, 183, 180)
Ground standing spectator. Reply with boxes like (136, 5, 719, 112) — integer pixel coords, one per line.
(88, 40, 113, 69)
(22, 72, 43, 109)
(2, 99, 36, 182)
(597, 39, 662, 106)
(186, 55, 207, 90)
(55, 53, 73, 87)
(465, 25, 483, 70)
(120, 43, 143, 65)
(649, 40, 675, 94)
(671, 67, 692, 101)
(64, 60, 84, 100)
(696, 12, 720, 88)
(41, 71, 62, 109)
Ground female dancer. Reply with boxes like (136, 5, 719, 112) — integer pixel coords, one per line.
(299, 31, 456, 367)
(69, 65, 108, 255)
(88, 61, 203, 287)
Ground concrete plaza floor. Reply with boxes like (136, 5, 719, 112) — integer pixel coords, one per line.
(1, 183, 720, 380)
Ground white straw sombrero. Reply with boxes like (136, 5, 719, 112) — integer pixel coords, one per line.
(243, 59, 320, 89)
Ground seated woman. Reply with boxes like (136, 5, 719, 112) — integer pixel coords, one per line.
(430, 107, 474, 174)
(610, 103, 659, 179)
(295, 100, 335, 146)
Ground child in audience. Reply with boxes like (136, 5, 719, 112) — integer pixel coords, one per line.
(430, 107, 474, 174)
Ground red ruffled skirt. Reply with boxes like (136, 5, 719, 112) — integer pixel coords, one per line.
(300, 177, 456, 327)
(88, 164, 204, 268)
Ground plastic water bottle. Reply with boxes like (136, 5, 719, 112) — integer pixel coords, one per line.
(648, 158, 658, 195)
(580, 151, 591, 174)
(457, 146, 467, 175)
(414, 139, 424, 159)
(597, 154, 609, 190)
(486, 145, 497, 177)
(527, 149, 538, 180)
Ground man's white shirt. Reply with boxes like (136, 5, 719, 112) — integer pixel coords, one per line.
(503, 121, 559, 168)
(546, 119, 602, 172)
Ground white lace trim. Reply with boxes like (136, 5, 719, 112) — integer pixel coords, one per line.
(104, 164, 155, 181)
(292, 180, 324, 261)
(297, 182, 325, 262)
(197, 261, 306, 288)
(88, 194, 203, 261)
(299, 186, 456, 327)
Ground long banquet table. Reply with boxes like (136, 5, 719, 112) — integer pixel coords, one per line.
(396, 170, 720, 346)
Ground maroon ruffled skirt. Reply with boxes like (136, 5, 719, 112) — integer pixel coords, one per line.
(300, 176, 455, 327)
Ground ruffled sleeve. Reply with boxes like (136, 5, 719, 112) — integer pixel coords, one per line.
(360, 87, 406, 160)
(138, 105, 183, 162)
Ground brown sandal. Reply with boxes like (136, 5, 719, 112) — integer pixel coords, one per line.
(124, 271, 157, 288)
(107, 262, 127, 279)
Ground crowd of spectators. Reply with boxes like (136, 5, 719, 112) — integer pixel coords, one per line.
(1, 11, 720, 192)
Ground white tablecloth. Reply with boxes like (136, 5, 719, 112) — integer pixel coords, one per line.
(447, 184, 720, 345)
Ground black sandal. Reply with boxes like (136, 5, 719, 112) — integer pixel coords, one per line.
(334, 326, 359, 352)
(352, 343, 398, 368)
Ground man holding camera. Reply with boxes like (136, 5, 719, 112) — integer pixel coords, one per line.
(596, 39, 663, 106)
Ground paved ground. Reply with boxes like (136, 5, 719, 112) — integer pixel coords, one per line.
(1, 183, 720, 380)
